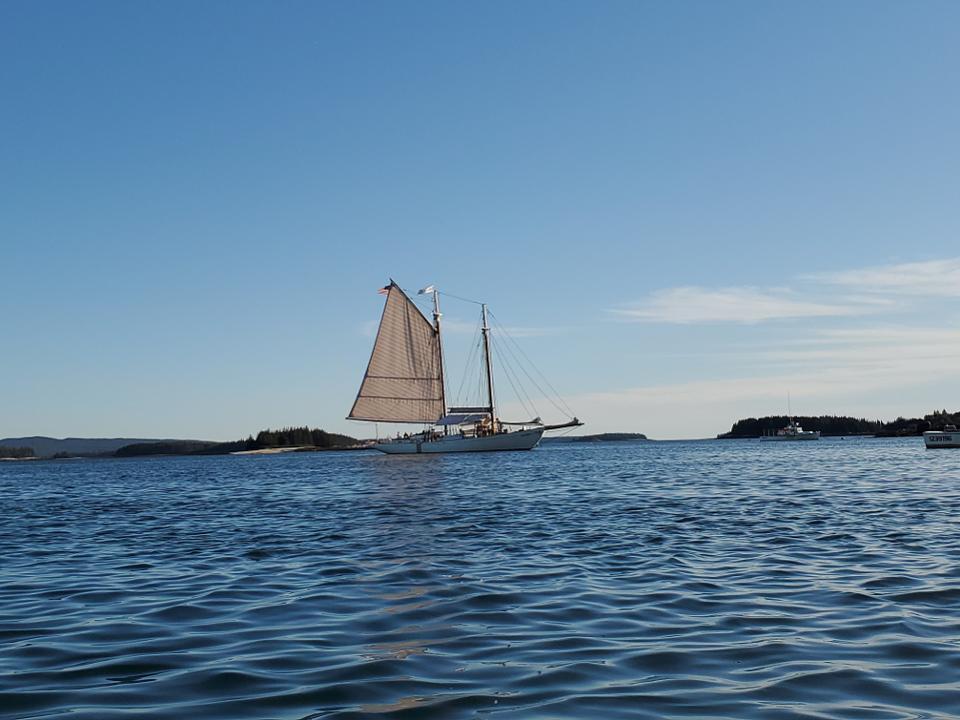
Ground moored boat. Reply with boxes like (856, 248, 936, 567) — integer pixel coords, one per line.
(348, 281, 582, 454)
(761, 420, 820, 441)
(923, 425, 960, 449)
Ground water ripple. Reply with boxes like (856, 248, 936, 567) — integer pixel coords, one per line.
(2, 438, 960, 718)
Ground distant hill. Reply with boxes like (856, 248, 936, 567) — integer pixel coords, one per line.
(114, 440, 219, 457)
(2, 428, 361, 460)
(544, 432, 648, 443)
(0, 437, 201, 458)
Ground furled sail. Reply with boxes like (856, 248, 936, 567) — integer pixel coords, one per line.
(348, 282, 445, 423)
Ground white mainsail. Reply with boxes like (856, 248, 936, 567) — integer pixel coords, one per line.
(347, 282, 445, 424)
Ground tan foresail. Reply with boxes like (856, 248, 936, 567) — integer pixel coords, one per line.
(348, 283, 445, 423)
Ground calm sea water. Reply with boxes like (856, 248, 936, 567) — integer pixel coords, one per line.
(2, 438, 960, 719)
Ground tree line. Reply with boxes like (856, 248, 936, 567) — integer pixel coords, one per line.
(0, 445, 35, 459)
(253, 427, 357, 449)
(718, 409, 960, 438)
(875, 409, 960, 437)
(114, 427, 360, 457)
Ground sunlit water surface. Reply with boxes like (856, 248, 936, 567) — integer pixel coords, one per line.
(2, 438, 960, 719)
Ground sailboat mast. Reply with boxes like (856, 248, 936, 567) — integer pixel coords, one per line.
(433, 289, 447, 420)
(481, 303, 496, 425)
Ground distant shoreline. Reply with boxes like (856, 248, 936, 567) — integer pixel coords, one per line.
(0, 433, 942, 462)
(5, 419, 951, 462)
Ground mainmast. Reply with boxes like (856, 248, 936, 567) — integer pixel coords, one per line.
(481, 303, 496, 425)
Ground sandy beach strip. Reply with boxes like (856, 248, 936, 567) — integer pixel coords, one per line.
(230, 447, 311, 455)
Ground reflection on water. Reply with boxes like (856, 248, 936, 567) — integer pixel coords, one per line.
(2, 438, 960, 719)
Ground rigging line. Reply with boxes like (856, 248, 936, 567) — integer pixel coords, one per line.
(495, 341, 537, 420)
(489, 311, 576, 417)
(455, 337, 482, 408)
(500, 339, 538, 420)
(490, 335, 540, 417)
(494, 318, 574, 417)
(491, 329, 546, 419)
(489, 314, 572, 420)
(487, 312, 567, 416)
(454, 338, 477, 406)
(453, 335, 471, 405)
(437, 290, 483, 305)
(489, 332, 535, 420)
(476, 373, 485, 412)
(453, 316, 483, 407)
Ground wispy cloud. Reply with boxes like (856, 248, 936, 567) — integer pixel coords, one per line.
(529, 325, 960, 438)
(760, 326, 960, 370)
(808, 257, 960, 297)
(612, 256, 960, 326)
(583, 257, 960, 436)
(612, 286, 866, 324)
(587, 330, 959, 408)
(785, 326, 960, 346)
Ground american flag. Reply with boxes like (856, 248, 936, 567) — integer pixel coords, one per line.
(378, 285, 390, 295)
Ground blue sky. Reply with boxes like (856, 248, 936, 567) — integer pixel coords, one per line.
(2, 1, 959, 440)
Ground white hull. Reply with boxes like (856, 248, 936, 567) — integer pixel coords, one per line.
(375, 427, 545, 454)
(924, 431, 960, 449)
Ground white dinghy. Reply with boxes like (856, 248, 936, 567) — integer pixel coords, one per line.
(348, 281, 581, 454)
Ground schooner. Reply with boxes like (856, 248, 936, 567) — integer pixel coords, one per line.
(348, 281, 582, 454)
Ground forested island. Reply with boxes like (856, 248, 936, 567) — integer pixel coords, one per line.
(114, 427, 361, 457)
(0, 445, 36, 459)
(718, 409, 960, 439)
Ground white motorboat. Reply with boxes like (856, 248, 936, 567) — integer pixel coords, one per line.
(761, 420, 820, 441)
(923, 425, 960, 449)
(348, 281, 582, 454)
